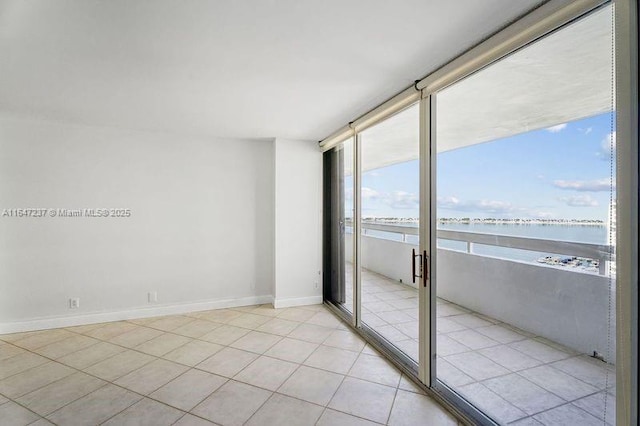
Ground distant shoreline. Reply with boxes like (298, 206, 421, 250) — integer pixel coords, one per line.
(358, 218, 606, 226)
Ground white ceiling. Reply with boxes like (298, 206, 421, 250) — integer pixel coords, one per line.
(0, 0, 542, 141)
(437, 5, 613, 151)
(353, 4, 613, 172)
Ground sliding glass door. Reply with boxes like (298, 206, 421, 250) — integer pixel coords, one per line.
(432, 4, 616, 424)
(359, 104, 421, 365)
(323, 103, 429, 376)
(324, 3, 618, 425)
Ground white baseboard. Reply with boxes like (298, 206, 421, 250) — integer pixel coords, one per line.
(273, 295, 323, 309)
(0, 295, 274, 334)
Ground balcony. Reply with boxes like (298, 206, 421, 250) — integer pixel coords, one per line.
(342, 222, 616, 425)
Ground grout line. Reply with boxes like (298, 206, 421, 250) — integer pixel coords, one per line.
(451, 378, 526, 424)
(170, 413, 190, 425)
(315, 367, 349, 425)
(2, 301, 612, 426)
(347, 275, 617, 424)
(37, 355, 186, 423)
(96, 392, 149, 425)
(2, 328, 251, 420)
(447, 368, 613, 423)
(0, 305, 332, 425)
(385, 384, 401, 425)
(0, 349, 51, 382)
(511, 398, 607, 424)
(9, 375, 111, 425)
(241, 390, 276, 425)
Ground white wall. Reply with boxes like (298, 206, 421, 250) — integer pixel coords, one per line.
(345, 234, 417, 289)
(437, 249, 616, 361)
(273, 139, 322, 308)
(0, 116, 275, 332)
(347, 234, 614, 359)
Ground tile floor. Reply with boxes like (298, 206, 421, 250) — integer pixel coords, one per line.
(341, 267, 617, 425)
(0, 303, 461, 426)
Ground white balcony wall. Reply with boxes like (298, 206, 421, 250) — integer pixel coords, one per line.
(438, 249, 616, 361)
(345, 233, 417, 288)
(273, 139, 323, 308)
(0, 116, 275, 332)
(349, 233, 615, 360)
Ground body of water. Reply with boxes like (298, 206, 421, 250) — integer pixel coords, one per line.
(356, 222, 610, 270)
(437, 222, 607, 244)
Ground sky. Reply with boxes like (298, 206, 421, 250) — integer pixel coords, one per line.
(348, 112, 615, 221)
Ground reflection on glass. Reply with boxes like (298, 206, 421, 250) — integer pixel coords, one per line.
(434, 5, 616, 425)
(324, 139, 354, 314)
(358, 103, 420, 362)
(342, 139, 354, 313)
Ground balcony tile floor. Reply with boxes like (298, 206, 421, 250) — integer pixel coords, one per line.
(343, 268, 616, 425)
(0, 303, 460, 426)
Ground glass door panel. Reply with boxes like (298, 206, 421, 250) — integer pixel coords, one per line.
(433, 5, 616, 425)
(359, 104, 421, 363)
(323, 138, 354, 315)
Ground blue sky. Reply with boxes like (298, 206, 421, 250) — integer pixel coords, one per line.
(350, 112, 615, 221)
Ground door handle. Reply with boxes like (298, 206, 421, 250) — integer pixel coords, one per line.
(412, 248, 422, 284)
(423, 250, 429, 288)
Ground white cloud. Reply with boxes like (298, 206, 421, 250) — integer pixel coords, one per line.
(384, 191, 418, 209)
(474, 200, 515, 213)
(553, 178, 614, 192)
(361, 187, 380, 200)
(437, 196, 521, 215)
(344, 188, 353, 200)
(359, 188, 420, 210)
(531, 211, 555, 219)
(559, 195, 599, 207)
(600, 131, 616, 158)
(546, 123, 567, 133)
(437, 196, 460, 209)
(437, 196, 565, 219)
(578, 127, 593, 135)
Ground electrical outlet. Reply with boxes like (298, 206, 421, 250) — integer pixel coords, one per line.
(69, 298, 80, 309)
(148, 292, 158, 303)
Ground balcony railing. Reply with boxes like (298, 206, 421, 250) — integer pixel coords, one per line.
(348, 220, 616, 359)
(355, 221, 614, 276)
(360, 222, 417, 242)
